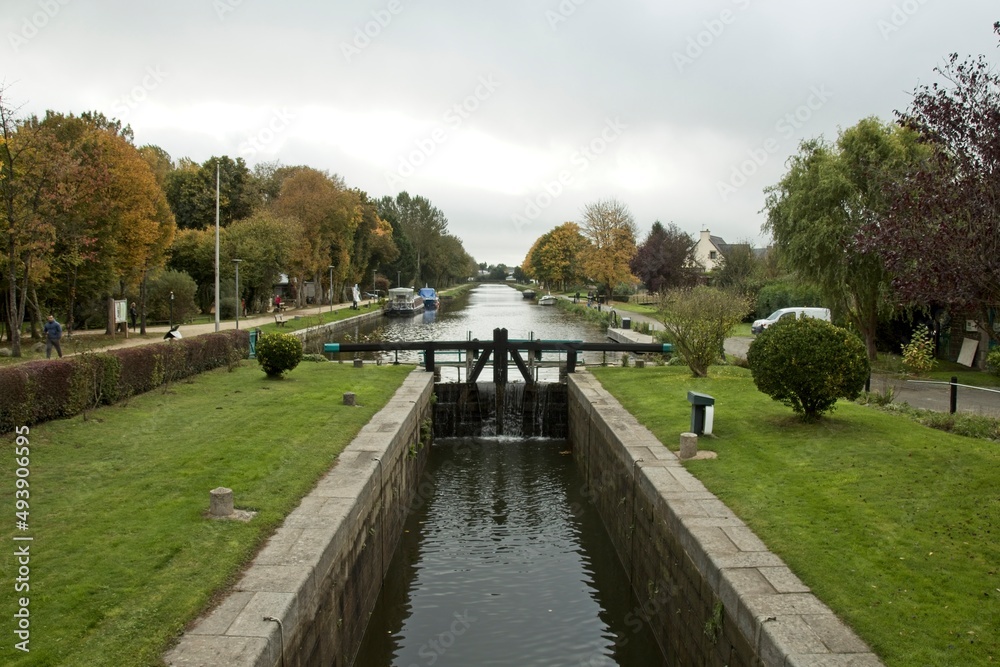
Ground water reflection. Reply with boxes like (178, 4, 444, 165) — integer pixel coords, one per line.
(351, 439, 667, 667)
(318, 284, 623, 380)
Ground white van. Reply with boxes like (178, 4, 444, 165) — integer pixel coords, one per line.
(751, 307, 831, 334)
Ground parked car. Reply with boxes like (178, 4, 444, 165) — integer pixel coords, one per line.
(751, 307, 831, 334)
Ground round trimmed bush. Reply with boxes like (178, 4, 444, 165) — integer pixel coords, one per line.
(747, 317, 869, 420)
(256, 332, 303, 378)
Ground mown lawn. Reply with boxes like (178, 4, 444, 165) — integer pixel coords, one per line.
(0, 361, 413, 667)
(591, 365, 999, 667)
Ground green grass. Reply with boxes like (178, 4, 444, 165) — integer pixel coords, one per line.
(591, 365, 999, 667)
(0, 361, 413, 666)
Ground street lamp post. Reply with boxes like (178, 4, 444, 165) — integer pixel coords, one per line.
(169, 291, 174, 328)
(372, 269, 376, 304)
(233, 259, 242, 330)
(328, 265, 334, 313)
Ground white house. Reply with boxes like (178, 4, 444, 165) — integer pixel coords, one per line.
(693, 229, 730, 272)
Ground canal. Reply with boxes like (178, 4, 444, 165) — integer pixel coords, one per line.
(316, 284, 624, 380)
(342, 285, 667, 666)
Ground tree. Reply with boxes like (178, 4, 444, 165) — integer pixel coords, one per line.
(763, 118, 927, 360)
(0, 93, 63, 355)
(163, 155, 260, 230)
(630, 221, 697, 293)
(862, 25, 1000, 346)
(747, 317, 870, 421)
(524, 222, 590, 290)
(657, 285, 750, 377)
(220, 212, 300, 313)
(580, 198, 638, 301)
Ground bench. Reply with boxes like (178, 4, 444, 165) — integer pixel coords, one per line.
(274, 313, 286, 326)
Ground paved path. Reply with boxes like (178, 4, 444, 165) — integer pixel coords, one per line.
(67, 301, 369, 353)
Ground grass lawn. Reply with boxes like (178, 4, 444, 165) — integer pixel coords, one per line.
(0, 360, 413, 667)
(591, 365, 999, 667)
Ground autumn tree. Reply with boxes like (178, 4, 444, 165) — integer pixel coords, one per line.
(629, 221, 697, 293)
(380, 192, 449, 285)
(0, 93, 63, 355)
(862, 25, 1000, 346)
(580, 198, 638, 301)
(524, 222, 589, 290)
(220, 212, 300, 312)
(763, 117, 927, 360)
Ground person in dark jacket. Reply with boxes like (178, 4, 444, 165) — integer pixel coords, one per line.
(43, 315, 63, 358)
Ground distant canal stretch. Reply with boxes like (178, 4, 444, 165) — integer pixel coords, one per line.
(319, 284, 622, 379)
(351, 438, 667, 667)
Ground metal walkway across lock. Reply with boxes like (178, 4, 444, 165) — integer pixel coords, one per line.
(323, 327, 674, 384)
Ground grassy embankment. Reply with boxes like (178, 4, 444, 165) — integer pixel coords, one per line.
(0, 360, 413, 667)
(591, 365, 999, 667)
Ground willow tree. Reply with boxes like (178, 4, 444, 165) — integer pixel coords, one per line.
(763, 117, 927, 360)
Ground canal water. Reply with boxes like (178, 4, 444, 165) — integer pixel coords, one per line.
(351, 438, 667, 667)
(345, 285, 667, 665)
(316, 284, 624, 380)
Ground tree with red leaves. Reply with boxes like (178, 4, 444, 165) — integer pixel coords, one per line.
(863, 23, 1000, 345)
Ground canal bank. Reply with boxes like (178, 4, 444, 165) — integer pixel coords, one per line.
(166, 365, 881, 666)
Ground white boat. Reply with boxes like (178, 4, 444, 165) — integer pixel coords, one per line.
(538, 294, 557, 306)
(385, 287, 424, 316)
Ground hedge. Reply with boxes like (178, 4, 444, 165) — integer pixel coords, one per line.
(0, 330, 249, 433)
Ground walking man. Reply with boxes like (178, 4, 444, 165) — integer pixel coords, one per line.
(43, 314, 63, 359)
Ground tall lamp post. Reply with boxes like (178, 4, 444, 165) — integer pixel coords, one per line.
(372, 268, 376, 304)
(233, 259, 243, 330)
(328, 265, 334, 313)
(169, 291, 174, 328)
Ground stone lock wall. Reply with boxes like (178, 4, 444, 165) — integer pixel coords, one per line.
(165, 370, 434, 667)
(568, 372, 883, 667)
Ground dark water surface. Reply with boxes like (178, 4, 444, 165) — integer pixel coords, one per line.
(351, 439, 666, 667)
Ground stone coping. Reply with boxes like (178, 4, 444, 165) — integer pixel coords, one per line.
(569, 372, 884, 667)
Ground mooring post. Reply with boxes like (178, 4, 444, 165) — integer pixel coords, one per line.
(950, 376, 958, 414)
(425, 348, 435, 374)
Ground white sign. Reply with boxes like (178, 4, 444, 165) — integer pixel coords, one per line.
(957, 337, 979, 367)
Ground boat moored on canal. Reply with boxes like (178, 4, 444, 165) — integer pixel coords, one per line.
(385, 287, 424, 316)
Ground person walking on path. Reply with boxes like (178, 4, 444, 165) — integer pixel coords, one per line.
(44, 314, 64, 358)
(129, 302, 138, 331)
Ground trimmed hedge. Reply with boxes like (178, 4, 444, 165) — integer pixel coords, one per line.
(0, 330, 249, 433)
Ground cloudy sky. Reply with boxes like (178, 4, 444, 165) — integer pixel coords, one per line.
(3, 1, 997, 266)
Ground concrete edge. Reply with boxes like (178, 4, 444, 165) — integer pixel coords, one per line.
(164, 369, 434, 667)
(568, 372, 884, 667)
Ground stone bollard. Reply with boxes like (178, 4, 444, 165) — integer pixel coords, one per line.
(353, 358, 363, 368)
(343, 392, 356, 406)
(635, 358, 645, 368)
(679, 432, 698, 460)
(210, 487, 234, 517)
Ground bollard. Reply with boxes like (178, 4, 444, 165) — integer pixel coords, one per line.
(210, 487, 234, 517)
(353, 358, 363, 368)
(343, 392, 356, 406)
(679, 433, 698, 460)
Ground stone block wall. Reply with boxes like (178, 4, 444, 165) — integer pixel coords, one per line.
(165, 370, 434, 667)
(568, 372, 883, 667)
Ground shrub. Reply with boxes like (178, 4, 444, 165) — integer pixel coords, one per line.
(747, 317, 870, 420)
(901, 324, 936, 375)
(256, 332, 303, 378)
(987, 347, 1000, 378)
(657, 286, 751, 377)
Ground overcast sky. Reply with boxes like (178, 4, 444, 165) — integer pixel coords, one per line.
(3, 1, 997, 266)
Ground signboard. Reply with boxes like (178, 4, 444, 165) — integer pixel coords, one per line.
(114, 299, 128, 324)
(957, 337, 979, 367)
